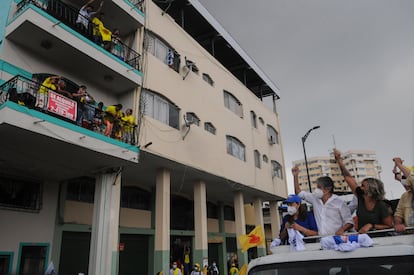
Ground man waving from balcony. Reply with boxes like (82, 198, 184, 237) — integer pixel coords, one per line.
(76, 0, 104, 31)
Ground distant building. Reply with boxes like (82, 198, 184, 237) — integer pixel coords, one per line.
(293, 150, 382, 194)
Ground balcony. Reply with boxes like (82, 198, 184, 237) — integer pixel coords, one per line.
(6, 0, 143, 94)
(0, 75, 139, 171)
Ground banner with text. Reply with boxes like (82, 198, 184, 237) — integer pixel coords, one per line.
(47, 90, 77, 121)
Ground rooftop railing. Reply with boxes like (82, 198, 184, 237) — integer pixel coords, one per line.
(0, 75, 137, 145)
(16, 0, 141, 71)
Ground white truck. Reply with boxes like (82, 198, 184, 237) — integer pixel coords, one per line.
(247, 233, 414, 275)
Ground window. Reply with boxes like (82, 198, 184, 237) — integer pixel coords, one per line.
(267, 125, 279, 144)
(254, 150, 261, 168)
(121, 186, 151, 210)
(140, 89, 180, 129)
(18, 244, 48, 275)
(202, 73, 214, 86)
(250, 111, 257, 128)
(0, 253, 13, 275)
(185, 112, 200, 126)
(263, 154, 269, 163)
(66, 177, 95, 203)
(145, 32, 180, 71)
(207, 202, 218, 219)
(204, 122, 216, 135)
(226, 136, 246, 161)
(223, 90, 243, 118)
(271, 160, 283, 179)
(223, 205, 235, 221)
(0, 176, 42, 211)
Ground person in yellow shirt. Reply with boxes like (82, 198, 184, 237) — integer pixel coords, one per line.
(229, 264, 239, 275)
(170, 262, 182, 275)
(37, 75, 71, 109)
(104, 104, 122, 137)
(121, 108, 136, 144)
(92, 13, 111, 46)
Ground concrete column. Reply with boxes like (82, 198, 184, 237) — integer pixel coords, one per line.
(218, 203, 228, 275)
(154, 168, 171, 275)
(193, 181, 208, 267)
(269, 201, 281, 239)
(253, 198, 266, 256)
(233, 191, 248, 266)
(88, 171, 121, 275)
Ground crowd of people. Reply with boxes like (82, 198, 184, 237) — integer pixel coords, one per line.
(165, 260, 220, 275)
(36, 75, 136, 144)
(279, 148, 413, 245)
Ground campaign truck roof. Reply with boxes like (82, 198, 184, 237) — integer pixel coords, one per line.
(248, 234, 414, 275)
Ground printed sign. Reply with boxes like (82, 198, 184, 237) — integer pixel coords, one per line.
(47, 90, 77, 121)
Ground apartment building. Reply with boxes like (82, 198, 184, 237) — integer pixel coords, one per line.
(293, 150, 382, 193)
(0, 1, 287, 275)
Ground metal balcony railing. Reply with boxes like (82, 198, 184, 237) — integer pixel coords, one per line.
(127, 0, 145, 12)
(0, 75, 138, 145)
(16, 0, 141, 71)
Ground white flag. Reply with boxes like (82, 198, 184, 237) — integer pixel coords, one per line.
(45, 261, 56, 275)
(287, 228, 306, 251)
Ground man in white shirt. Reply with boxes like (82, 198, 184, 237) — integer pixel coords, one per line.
(76, 0, 103, 30)
(292, 166, 353, 235)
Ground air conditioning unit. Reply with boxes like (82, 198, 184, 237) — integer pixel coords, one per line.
(184, 114, 197, 127)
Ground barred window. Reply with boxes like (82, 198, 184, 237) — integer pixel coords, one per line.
(66, 177, 95, 203)
(121, 186, 151, 210)
(0, 176, 42, 211)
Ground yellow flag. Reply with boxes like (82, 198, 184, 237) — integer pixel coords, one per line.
(238, 263, 248, 275)
(238, 225, 265, 253)
(100, 26, 112, 42)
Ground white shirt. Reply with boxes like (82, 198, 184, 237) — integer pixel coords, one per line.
(298, 191, 353, 235)
(76, 7, 91, 28)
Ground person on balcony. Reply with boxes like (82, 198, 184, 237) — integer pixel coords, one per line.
(104, 104, 123, 137)
(121, 108, 136, 144)
(36, 75, 71, 109)
(105, 28, 124, 61)
(72, 85, 95, 126)
(76, 0, 104, 31)
(92, 13, 112, 46)
(93, 101, 105, 133)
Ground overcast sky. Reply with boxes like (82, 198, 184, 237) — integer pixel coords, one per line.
(199, 0, 414, 199)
